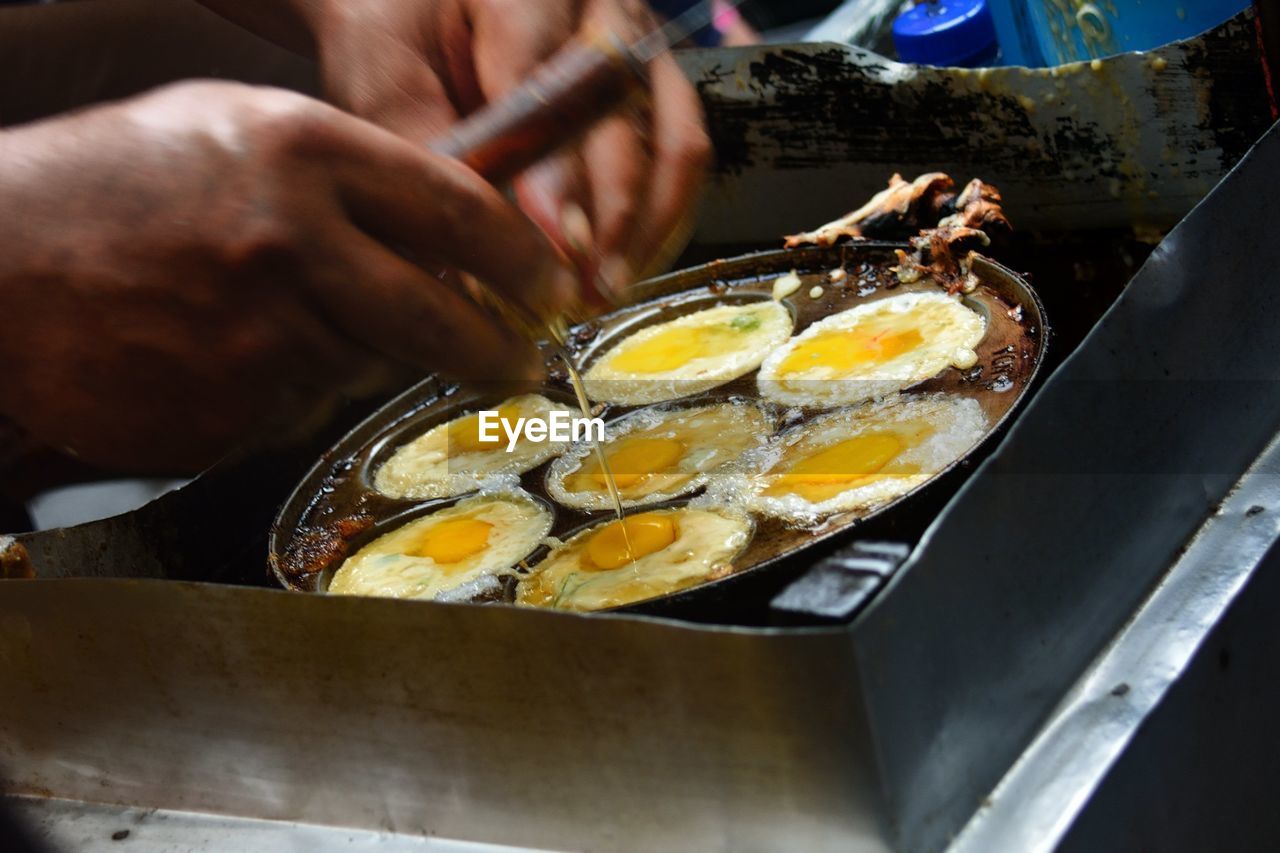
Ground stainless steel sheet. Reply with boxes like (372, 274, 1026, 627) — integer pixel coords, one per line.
(847, 117, 1280, 850)
(0, 580, 887, 852)
(950, 418, 1280, 853)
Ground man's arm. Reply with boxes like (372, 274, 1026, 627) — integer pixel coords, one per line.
(0, 80, 574, 472)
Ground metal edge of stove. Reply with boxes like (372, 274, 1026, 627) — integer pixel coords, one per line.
(946, 399, 1280, 853)
(5, 795, 539, 853)
(0, 579, 887, 852)
(840, 117, 1280, 851)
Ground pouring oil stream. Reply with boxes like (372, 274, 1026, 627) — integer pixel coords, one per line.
(547, 316, 637, 565)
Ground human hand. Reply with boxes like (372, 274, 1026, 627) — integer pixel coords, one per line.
(201, 0, 712, 305)
(0, 81, 575, 471)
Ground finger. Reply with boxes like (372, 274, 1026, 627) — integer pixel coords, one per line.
(625, 52, 711, 275)
(581, 106, 653, 300)
(516, 157, 606, 313)
(311, 223, 545, 383)
(467, 0, 586, 97)
(321, 27, 463, 141)
(468, 1, 603, 288)
(321, 112, 578, 321)
(514, 149, 596, 274)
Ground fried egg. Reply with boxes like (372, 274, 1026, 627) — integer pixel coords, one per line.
(545, 402, 772, 510)
(374, 394, 573, 500)
(758, 291, 986, 408)
(583, 301, 793, 405)
(744, 394, 988, 521)
(329, 492, 552, 601)
(515, 508, 752, 611)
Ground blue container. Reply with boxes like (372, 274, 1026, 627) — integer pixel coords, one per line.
(987, 0, 1251, 67)
(893, 0, 1002, 68)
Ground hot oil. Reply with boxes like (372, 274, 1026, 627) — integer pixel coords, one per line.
(547, 318, 636, 566)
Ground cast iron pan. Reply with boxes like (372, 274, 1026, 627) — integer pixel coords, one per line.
(268, 242, 1047, 615)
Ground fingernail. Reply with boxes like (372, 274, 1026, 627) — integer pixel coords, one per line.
(523, 159, 571, 226)
(560, 202, 593, 257)
(525, 158, 566, 199)
(597, 254, 633, 303)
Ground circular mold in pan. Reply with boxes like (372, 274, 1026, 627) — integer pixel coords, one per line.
(310, 489, 560, 604)
(269, 242, 1048, 613)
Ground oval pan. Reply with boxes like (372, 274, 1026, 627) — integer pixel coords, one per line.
(269, 242, 1048, 615)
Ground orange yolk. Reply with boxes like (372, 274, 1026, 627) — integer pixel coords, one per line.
(764, 431, 924, 502)
(583, 513, 678, 571)
(569, 437, 686, 492)
(448, 404, 520, 454)
(406, 517, 493, 564)
(777, 326, 924, 375)
(608, 322, 747, 374)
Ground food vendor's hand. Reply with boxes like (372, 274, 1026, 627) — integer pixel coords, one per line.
(199, 0, 712, 306)
(0, 81, 574, 472)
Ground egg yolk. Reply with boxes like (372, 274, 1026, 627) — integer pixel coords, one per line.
(583, 513, 678, 570)
(569, 436, 686, 492)
(448, 404, 520, 454)
(406, 517, 493, 564)
(607, 315, 759, 374)
(764, 430, 924, 502)
(778, 325, 924, 376)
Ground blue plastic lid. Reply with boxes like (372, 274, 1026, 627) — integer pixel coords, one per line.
(892, 0, 998, 68)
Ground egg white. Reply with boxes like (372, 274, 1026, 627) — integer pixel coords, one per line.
(328, 492, 552, 601)
(545, 402, 773, 510)
(515, 507, 753, 611)
(758, 291, 986, 408)
(374, 393, 574, 500)
(584, 301, 793, 405)
(736, 394, 988, 523)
